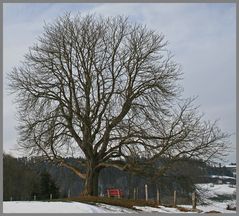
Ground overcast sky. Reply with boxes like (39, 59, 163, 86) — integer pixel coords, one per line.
(3, 3, 236, 163)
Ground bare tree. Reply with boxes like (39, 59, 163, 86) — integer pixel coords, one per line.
(9, 14, 229, 196)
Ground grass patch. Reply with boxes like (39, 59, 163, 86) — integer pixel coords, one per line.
(205, 210, 221, 213)
(176, 206, 192, 212)
(176, 206, 202, 213)
(54, 196, 158, 209)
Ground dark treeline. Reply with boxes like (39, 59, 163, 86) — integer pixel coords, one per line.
(3, 154, 59, 201)
(3, 154, 234, 203)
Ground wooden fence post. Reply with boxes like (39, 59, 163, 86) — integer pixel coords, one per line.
(107, 189, 110, 198)
(173, 190, 177, 207)
(68, 189, 71, 198)
(156, 187, 160, 205)
(145, 184, 148, 201)
(133, 188, 136, 200)
(192, 192, 196, 209)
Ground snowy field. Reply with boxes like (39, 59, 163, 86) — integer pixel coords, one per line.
(3, 201, 236, 213)
(3, 183, 236, 213)
(196, 183, 236, 198)
(3, 201, 112, 213)
(179, 202, 236, 214)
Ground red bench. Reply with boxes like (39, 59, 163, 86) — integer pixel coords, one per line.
(107, 188, 123, 198)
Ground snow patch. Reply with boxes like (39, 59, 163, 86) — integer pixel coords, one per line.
(179, 203, 236, 214)
(134, 206, 182, 213)
(96, 203, 137, 213)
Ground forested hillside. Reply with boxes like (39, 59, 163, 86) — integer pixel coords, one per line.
(3, 154, 234, 202)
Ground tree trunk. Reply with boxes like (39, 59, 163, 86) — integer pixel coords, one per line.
(82, 167, 100, 196)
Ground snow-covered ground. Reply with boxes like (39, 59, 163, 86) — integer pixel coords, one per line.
(134, 206, 183, 213)
(187, 183, 237, 213)
(1, 201, 193, 214)
(196, 183, 236, 198)
(3, 201, 112, 213)
(96, 203, 137, 213)
(179, 202, 236, 214)
(3, 183, 236, 213)
(3, 200, 236, 213)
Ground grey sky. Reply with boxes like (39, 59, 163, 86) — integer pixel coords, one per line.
(3, 3, 236, 163)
